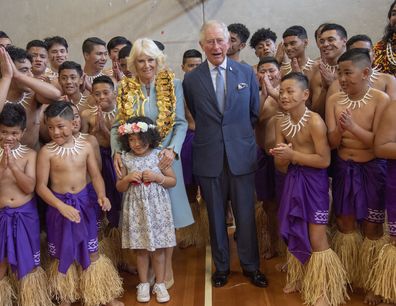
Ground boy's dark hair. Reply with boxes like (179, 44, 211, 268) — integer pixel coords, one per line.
(0, 103, 27, 130)
(228, 23, 250, 43)
(182, 49, 202, 64)
(58, 61, 83, 77)
(0, 31, 10, 39)
(283, 25, 308, 40)
(337, 48, 371, 68)
(44, 101, 74, 121)
(314, 23, 329, 41)
(249, 28, 277, 49)
(122, 116, 161, 150)
(92, 75, 114, 90)
(118, 45, 132, 60)
(26, 39, 48, 51)
(107, 36, 132, 53)
(281, 72, 309, 90)
(43, 36, 69, 51)
(346, 35, 373, 50)
(6, 46, 32, 64)
(82, 37, 106, 54)
(257, 56, 280, 70)
(320, 23, 347, 40)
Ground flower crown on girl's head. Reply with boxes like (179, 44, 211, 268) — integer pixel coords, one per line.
(118, 121, 157, 135)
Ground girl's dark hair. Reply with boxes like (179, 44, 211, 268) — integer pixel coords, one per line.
(122, 116, 161, 150)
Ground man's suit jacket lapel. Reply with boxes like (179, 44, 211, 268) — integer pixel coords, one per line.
(197, 60, 222, 115)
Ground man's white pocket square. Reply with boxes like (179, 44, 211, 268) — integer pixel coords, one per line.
(237, 83, 248, 90)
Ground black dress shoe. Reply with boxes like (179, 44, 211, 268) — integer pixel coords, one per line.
(212, 270, 230, 287)
(242, 270, 268, 287)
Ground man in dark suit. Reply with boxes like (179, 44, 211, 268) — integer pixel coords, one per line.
(183, 20, 267, 288)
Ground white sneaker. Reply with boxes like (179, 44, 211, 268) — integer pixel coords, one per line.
(152, 283, 170, 303)
(136, 282, 150, 302)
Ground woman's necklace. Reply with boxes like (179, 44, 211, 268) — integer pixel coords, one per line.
(47, 136, 84, 157)
(281, 107, 311, 138)
(338, 87, 372, 110)
(0, 144, 29, 160)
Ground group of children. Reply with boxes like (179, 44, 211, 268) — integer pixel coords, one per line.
(1, 6, 396, 306)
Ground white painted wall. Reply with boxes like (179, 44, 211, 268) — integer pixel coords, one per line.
(2, 0, 392, 78)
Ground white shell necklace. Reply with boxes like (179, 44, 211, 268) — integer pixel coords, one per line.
(88, 105, 117, 121)
(5, 92, 32, 110)
(281, 107, 311, 138)
(71, 94, 88, 111)
(338, 87, 372, 110)
(283, 58, 315, 75)
(47, 136, 84, 157)
(85, 71, 105, 83)
(321, 59, 338, 74)
(369, 66, 380, 85)
(0, 144, 29, 160)
(386, 43, 396, 66)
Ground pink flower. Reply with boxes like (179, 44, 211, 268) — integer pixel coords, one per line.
(131, 123, 141, 133)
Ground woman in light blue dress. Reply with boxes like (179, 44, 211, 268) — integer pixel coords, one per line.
(111, 38, 193, 288)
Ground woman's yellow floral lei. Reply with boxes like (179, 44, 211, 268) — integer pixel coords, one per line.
(116, 69, 176, 139)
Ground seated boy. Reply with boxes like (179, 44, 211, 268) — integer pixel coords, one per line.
(36, 101, 123, 306)
(0, 103, 52, 306)
(271, 72, 348, 306)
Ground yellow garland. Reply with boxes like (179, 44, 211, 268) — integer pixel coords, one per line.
(116, 70, 176, 139)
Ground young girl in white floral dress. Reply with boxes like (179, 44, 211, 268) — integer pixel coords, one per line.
(116, 116, 176, 303)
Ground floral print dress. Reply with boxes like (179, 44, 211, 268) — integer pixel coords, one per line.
(121, 149, 176, 251)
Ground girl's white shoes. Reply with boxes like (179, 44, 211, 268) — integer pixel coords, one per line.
(136, 282, 170, 303)
(136, 282, 150, 302)
(153, 283, 170, 303)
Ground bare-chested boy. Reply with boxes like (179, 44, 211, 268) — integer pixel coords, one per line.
(249, 28, 278, 72)
(310, 24, 347, 117)
(0, 103, 52, 306)
(271, 72, 348, 306)
(326, 49, 390, 304)
(106, 36, 131, 82)
(227, 23, 250, 64)
(5, 46, 61, 150)
(371, 100, 396, 306)
(118, 45, 133, 78)
(82, 37, 116, 89)
(81, 75, 121, 229)
(327, 35, 396, 100)
(0, 31, 12, 48)
(254, 57, 285, 259)
(26, 40, 49, 81)
(43, 36, 69, 80)
(36, 101, 123, 306)
(281, 25, 318, 82)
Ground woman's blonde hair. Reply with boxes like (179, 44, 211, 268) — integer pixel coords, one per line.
(127, 38, 167, 75)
